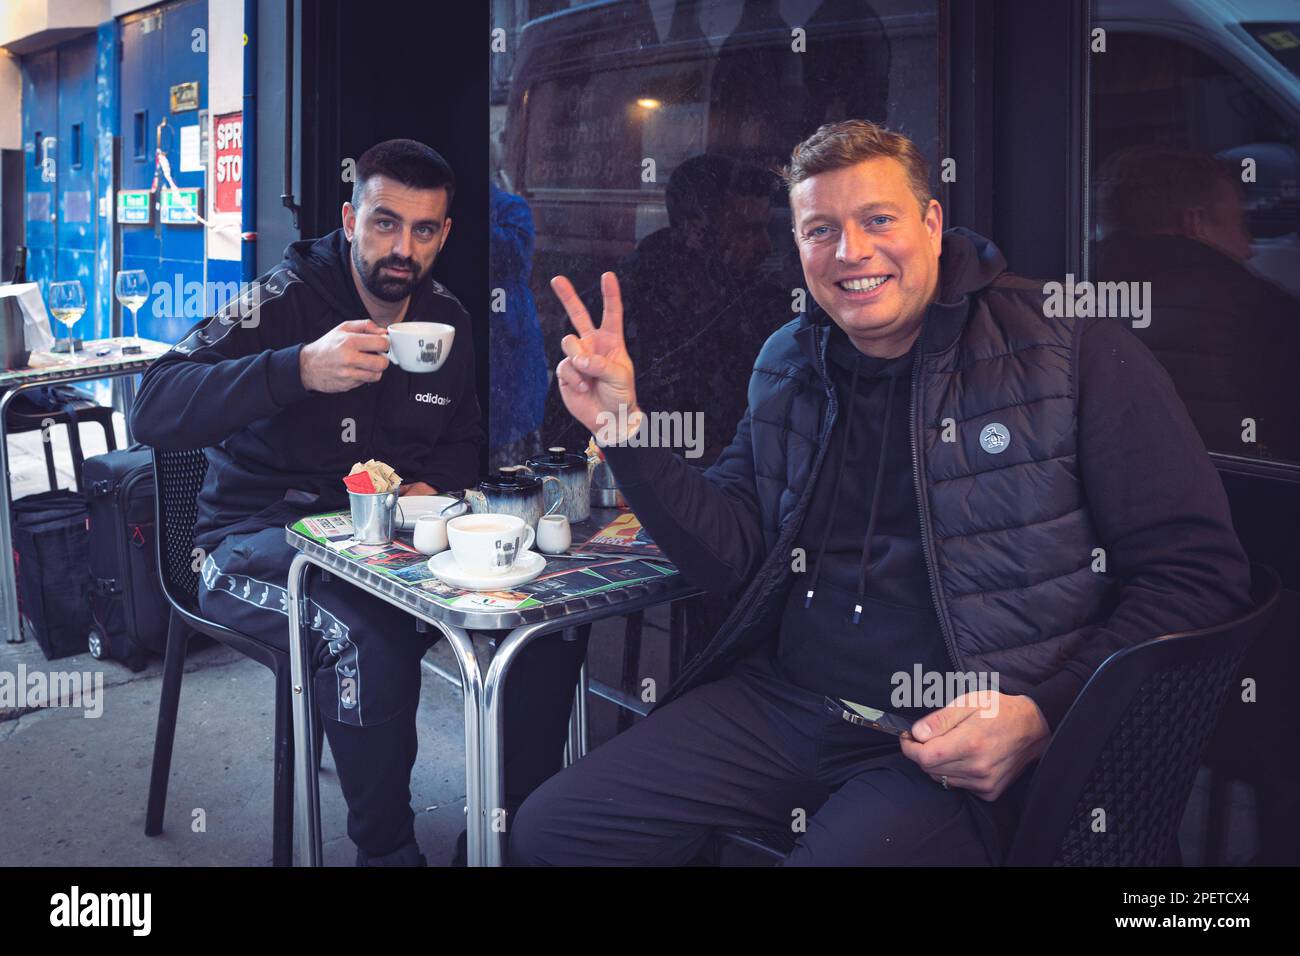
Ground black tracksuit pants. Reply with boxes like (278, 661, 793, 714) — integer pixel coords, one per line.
(197, 526, 588, 860)
(509, 649, 1032, 866)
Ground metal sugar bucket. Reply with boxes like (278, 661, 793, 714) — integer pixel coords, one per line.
(349, 489, 399, 545)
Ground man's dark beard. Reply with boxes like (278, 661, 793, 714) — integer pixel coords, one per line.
(353, 244, 432, 302)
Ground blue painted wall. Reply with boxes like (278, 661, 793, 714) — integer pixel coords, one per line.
(118, 0, 210, 346)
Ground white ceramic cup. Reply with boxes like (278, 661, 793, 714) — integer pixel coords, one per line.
(536, 514, 571, 554)
(387, 321, 455, 373)
(413, 514, 449, 555)
(447, 513, 535, 576)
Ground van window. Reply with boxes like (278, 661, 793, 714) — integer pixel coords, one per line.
(1092, 28, 1300, 465)
(490, 0, 941, 467)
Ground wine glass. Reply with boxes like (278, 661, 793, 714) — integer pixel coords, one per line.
(115, 269, 149, 354)
(48, 280, 86, 354)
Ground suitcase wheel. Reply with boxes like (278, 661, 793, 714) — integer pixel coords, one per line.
(87, 627, 106, 660)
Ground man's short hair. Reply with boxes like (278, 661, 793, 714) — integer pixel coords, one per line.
(665, 154, 776, 228)
(780, 119, 932, 215)
(351, 139, 457, 210)
(1096, 146, 1237, 237)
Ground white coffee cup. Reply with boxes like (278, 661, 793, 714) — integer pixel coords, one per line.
(447, 513, 535, 576)
(536, 514, 571, 554)
(387, 321, 455, 373)
(413, 514, 449, 555)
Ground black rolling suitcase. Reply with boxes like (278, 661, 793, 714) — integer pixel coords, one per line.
(84, 447, 169, 670)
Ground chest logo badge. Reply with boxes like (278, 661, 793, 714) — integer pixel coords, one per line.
(980, 422, 1011, 454)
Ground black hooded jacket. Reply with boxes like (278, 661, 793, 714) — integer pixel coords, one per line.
(130, 228, 483, 555)
(604, 227, 1250, 732)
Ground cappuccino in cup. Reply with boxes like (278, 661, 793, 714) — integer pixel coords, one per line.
(447, 514, 535, 576)
(387, 321, 455, 373)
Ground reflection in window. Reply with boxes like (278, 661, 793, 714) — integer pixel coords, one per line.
(489, 0, 939, 468)
(1092, 28, 1300, 464)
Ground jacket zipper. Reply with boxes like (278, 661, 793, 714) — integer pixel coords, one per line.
(663, 328, 842, 703)
(909, 349, 961, 672)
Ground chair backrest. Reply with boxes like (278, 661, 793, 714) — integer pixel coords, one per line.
(1005, 563, 1281, 866)
(151, 447, 210, 616)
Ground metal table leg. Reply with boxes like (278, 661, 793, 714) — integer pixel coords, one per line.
(435, 623, 487, 868)
(573, 658, 590, 761)
(481, 621, 556, 867)
(117, 375, 138, 445)
(287, 552, 490, 866)
(1, 387, 24, 643)
(564, 658, 586, 768)
(287, 553, 323, 866)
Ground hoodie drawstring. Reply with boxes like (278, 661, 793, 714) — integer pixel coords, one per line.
(853, 371, 896, 623)
(803, 359, 898, 626)
(804, 357, 861, 608)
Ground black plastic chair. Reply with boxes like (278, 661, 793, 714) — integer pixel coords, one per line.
(144, 446, 322, 866)
(707, 563, 1281, 866)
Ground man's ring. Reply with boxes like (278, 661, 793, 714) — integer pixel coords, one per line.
(940, 775, 949, 790)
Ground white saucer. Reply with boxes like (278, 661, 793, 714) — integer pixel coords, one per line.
(428, 548, 546, 590)
(396, 495, 467, 531)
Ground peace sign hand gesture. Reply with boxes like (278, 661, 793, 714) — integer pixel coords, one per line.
(551, 272, 640, 440)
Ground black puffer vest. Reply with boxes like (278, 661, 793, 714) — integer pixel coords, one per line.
(658, 227, 1116, 709)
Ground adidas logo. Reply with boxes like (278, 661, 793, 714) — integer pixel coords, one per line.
(414, 392, 452, 405)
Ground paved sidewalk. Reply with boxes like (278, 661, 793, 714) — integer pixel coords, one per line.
(0, 415, 1262, 865)
(0, 416, 670, 864)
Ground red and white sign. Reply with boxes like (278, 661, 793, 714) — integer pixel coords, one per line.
(213, 112, 242, 214)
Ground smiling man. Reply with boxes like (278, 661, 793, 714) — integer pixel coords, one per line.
(509, 120, 1252, 866)
(132, 140, 587, 866)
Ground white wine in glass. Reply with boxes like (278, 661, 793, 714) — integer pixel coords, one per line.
(115, 269, 149, 354)
(48, 280, 86, 354)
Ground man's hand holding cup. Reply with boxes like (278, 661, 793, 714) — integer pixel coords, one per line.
(299, 318, 391, 393)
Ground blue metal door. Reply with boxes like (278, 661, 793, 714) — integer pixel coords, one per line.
(20, 48, 58, 296)
(20, 34, 101, 330)
(118, 0, 209, 345)
(56, 35, 98, 310)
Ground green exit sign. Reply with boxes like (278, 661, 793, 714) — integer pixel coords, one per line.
(116, 189, 152, 225)
(160, 187, 202, 225)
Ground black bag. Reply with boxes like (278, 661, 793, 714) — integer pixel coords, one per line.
(10, 489, 95, 659)
(6, 383, 96, 416)
(84, 446, 169, 670)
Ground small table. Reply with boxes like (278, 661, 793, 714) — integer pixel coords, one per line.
(1, 337, 171, 645)
(285, 508, 703, 866)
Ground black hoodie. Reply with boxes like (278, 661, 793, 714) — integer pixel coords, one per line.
(130, 228, 483, 555)
(604, 227, 1249, 732)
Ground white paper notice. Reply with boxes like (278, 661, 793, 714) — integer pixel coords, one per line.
(179, 124, 202, 172)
